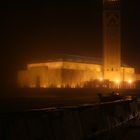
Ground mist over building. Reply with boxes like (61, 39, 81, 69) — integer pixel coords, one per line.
(18, 0, 140, 89)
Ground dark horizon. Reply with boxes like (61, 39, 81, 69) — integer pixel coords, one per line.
(1, 0, 140, 87)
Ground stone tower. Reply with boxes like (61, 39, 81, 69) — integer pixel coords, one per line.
(103, 0, 121, 82)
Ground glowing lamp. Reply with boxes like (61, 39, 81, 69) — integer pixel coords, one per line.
(115, 80, 120, 84)
(128, 80, 132, 84)
(99, 77, 103, 81)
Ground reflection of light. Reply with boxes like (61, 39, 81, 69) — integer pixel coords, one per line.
(128, 80, 132, 84)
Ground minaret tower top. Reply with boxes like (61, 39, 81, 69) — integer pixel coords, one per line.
(103, 0, 120, 10)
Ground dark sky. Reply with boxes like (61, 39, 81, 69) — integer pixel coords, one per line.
(1, 0, 140, 87)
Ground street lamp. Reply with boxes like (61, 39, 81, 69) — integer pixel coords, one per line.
(128, 80, 132, 84)
(99, 77, 103, 81)
(115, 79, 120, 89)
(128, 80, 133, 89)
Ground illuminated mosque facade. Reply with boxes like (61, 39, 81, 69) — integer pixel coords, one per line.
(18, 0, 138, 89)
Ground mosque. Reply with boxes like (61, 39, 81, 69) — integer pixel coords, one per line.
(18, 0, 139, 89)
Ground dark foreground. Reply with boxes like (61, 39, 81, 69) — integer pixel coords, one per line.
(122, 118, 140, 140)
(0, 88, 140, 140)
(0, 99, 139, 140)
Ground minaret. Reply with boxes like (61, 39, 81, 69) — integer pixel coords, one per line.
(103, 0, 121, 82)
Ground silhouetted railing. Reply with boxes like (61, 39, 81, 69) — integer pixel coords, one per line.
(0, 99, 139, 140)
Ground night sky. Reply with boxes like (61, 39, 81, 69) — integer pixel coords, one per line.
(1, 0, 140, 87)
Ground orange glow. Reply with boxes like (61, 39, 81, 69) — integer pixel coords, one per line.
(115, 79, 120, 84)
(99, 77, 103, 81)
(128, 80, 132, 84)
(17, 0, 137, 90)
(71, 84, 76, 88)
(18, 61, 136, 89)
(41, 85, 47, 88)
(57, 85, 61, 88)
